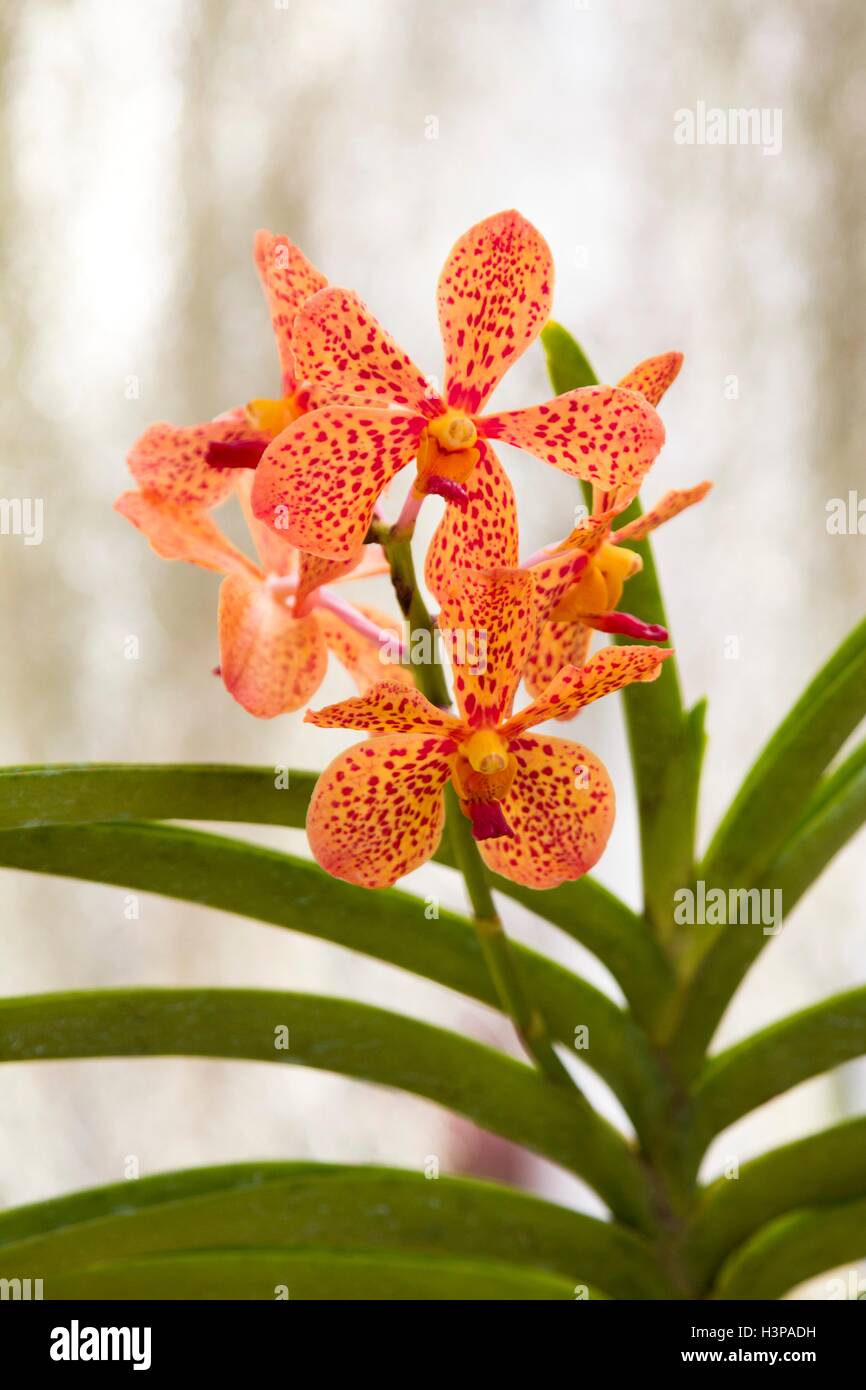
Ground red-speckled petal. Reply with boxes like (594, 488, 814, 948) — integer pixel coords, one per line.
(613, 482, 712, 543)
(438, 569, 536, 728)
(438, 210, 553, 415)
(251, 406, 424, 560)
(316, 604, 415, 694)
(523, 621, 593, 707)
(305, 678, 460, 735)
(115, 491, 259, 577)
(528, 549, 591, 624)
(617, 352, 683, 407)
(503, 645, 672, 734)
(127, 414, 266, 508)
(293, 287, 437, 414)
(218, 572, 326, 718)
(424, 443, 518, 604)
(234, 470, 297, 578)
(295, 551, 359, 607)
(481, 386, 665, 493)
(306, 733, 454, 888)
(478, 734, 613, 889)
(253, 230, 328, 393)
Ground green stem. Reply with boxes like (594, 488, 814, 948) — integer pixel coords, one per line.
(371, 518, 580, 1092)
(445, 785, 582, 1092)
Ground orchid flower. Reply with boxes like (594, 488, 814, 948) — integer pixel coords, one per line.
(304, 568, 670, 889)
(115, 476, 409, 718)
(521, 352, 710, 703)
(250, 211, 666, 563)
(125, 231, 328, 511)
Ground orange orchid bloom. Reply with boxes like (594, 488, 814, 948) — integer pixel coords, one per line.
(125, 231, 328, 511)
(250, 210, 666, 563)
(304, 569, 670, 889)
(521, 353, 711, 703)
(115, 476, 410, 718)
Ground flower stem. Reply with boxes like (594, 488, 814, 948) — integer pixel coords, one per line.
(444, 785, 583, 1092)
(369, 517, 580, 1091)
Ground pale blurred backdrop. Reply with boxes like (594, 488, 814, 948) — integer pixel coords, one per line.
(1, 0, 864, 1297)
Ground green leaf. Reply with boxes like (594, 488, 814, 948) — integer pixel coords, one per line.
(702, 613, 866, 889)
(0, 819, 669, 1138)
(0, 987, 655, 1230)
(669, 739, 866, 1070)
(693, 986, 866, 1147)
(714, 1196, 866, 1300)
(540, 321, 699, 938)
(0, 1161, 672, 1299)
(28, 1248, 585, 1300)
(685, 1115, 866, 1291)
(0, 762, 667, 1023)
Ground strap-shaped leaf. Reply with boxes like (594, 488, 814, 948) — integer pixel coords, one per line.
(702, 613, 866, 889)
(693, 986, 866, 1146)
(0, 763, 667, 1022)
(0, 1161, 672, 1299)
(686, 1115, 866, 1291)
(29, 1248, 585, 1300)
(714, 1196, 866, 1300)
(670, 739, 866, 1071)
(0, 819, 669, 1136)
(0, 987, 655, 1230)
(540, 321, 700, 937)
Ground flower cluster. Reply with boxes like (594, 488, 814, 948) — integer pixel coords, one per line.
(118, 211, 710, 891)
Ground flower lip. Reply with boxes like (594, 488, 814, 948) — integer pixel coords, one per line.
(206, 439, 267, 470)
(468, 799, 516, 841)
(424, 475, 469, 510)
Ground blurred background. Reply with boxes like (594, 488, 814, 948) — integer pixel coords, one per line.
(1, 0, 864, 1297)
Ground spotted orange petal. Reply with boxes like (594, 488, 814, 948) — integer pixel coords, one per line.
(305, 679, 460, 736)
(503, 645, 672, 734)
(478, 734, 614, 889)
(438, 569, 535, 729)
(614, 482, 712, 543)
(293, 287, 436, 414)
(617, 352, 683, 407)
(315, 604, 414, 694)
(306, 733, 455, 888)
(115, 491, 258, 577)
(438, 210, 553, 415)
(253, 230, 328, 393)
(481, 386, 665, 493)
(424, 443, 518, 604)
(524, 621, 593, 707)
(217, 572, 326, 718)
(528, 548, 593, 624)
(251, 406, 425, 560)
(127, 414, 266, 508)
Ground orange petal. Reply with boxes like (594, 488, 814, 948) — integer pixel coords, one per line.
(528, 548, 593, 624)
(316, 604, 415, 694)
(617, 352, 683, 407)
(503, 645, 672, 734)
(424, 443, 519, 604)
(481, 385, 665, 493)
(306, 678, 460, 736)
(613, 482, 713, 543)
(127, 414, 265, 508)
(478, 734, 614, 889)
(306, 733, 454, 888)
(218, 572, 326, 718)
(234, 470, 297, 578)
(295, 551, 360, 607)
(115, 490, 258, 576)
(438, 210, 553, 415)
(293, 287, 435, 414)
(253, 230, 328, 393)
(251, 406, 424, 560)
(524, 621, 592, 708)
(438, 568, 536, 729)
